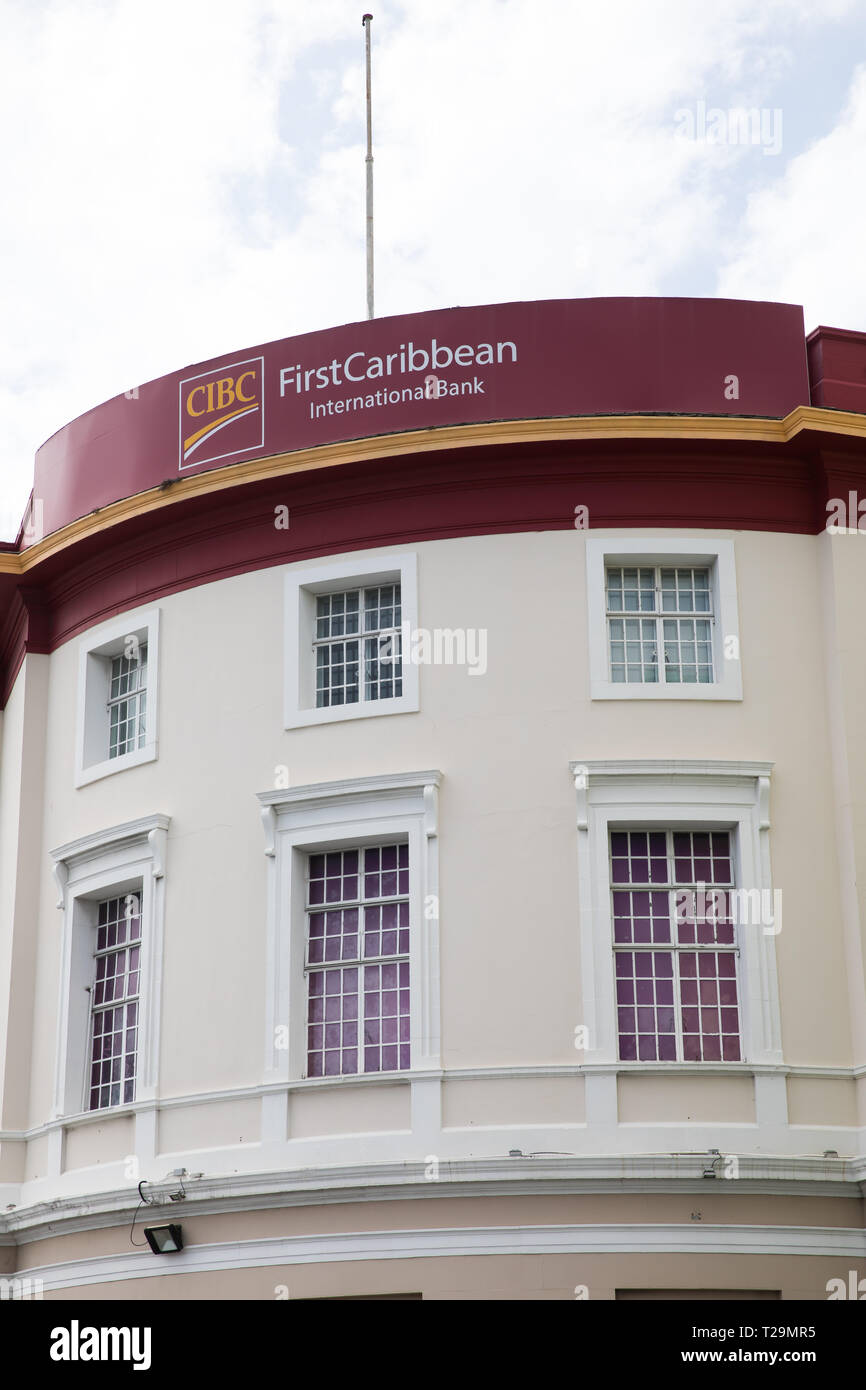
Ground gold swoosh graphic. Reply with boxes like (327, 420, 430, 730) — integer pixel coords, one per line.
(183, 403, 259, 457)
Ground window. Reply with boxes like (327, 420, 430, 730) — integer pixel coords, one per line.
(75, 608, 160, 786)
(258, 771, 441, 1087)
(586, 539, 741, 700)
(305, 844, 410, 1076)
(606, 567, 713, 684)
(88, 894, 142, 1108)
(51, 814, 169, 1118)
(108, 646, 148, 755)
(284, 554, 419, 729)
(314, 584, 402, 709)
(570, 760, 781, 1067)
(611, 829, 740, 1062)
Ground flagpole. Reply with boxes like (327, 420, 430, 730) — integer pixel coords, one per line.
(363, 13, 374, 319)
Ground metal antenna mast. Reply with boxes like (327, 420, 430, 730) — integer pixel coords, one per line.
(363, 13, 374, 319)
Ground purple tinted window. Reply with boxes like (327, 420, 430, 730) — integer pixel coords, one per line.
(307, 844, 410, 1078)
(611, 829, 740, 1063)
(89, 895, 141, 1110)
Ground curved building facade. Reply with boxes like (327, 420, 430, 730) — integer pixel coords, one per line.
(1, 297, 865, 1300)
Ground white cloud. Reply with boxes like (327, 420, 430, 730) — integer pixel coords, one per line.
(0, 0, 862, 535)
(718, 65, 866, 332)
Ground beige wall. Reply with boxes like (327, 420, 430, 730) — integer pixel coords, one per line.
(36, 1254, 864, 1301)
(0, 655, 48, 1133)
(1, 527, 863, 1206)
(13, 1192, 865, 1300)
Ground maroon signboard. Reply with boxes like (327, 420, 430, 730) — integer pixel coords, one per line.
(30, 297, 809, 543)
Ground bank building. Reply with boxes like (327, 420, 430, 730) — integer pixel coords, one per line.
(0, 296, 864, 1300)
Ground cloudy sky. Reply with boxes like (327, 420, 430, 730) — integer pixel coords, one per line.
(2, 0, 865, 536)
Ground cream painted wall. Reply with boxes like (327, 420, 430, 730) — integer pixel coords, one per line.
(0, 655, 49, 1131)
(9, 527, 866, 1170)
(12, 1191, 866, 1300)
(0, 670, 25, 1115)
(28, 1255, 854, 1301)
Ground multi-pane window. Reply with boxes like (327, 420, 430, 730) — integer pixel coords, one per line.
(107, 646, 148, 758)
(314, 585, 402, 709)
(611, 829, 741, 1062)
(606, 567, 713, 684)
(88, 895, 141, 1109)
(305, 844, 410, 1077)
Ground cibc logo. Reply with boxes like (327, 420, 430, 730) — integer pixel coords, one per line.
(178, 356, 264, 470)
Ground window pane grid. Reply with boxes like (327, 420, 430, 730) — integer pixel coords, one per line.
(611, 830, 741, 1062)
(88, 895, 141, 1110)
(107, 647, 148, 757)
(315, 586, 402, 707)
(305, 844, 410, 1077)
(605, 567, 714, 685)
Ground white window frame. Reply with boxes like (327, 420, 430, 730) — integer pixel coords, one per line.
(586, 538, 742, 700)
(257, 771, 441, 1085)
(569, 760, 781, 1067)
(87, 891, 144, 1111)
(74, 607, 161, 786)
(51, 815, 169, 1118)
(284, 554, 419, 729)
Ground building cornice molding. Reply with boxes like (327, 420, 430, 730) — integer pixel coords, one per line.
(13, 1219, 866, 1291)
(4, 406, 866, 581)
(49, 814, 171, 908)
(569, 759, 775, 783)
(50, 814, 172, 870)
(3, 1155, 865, 1245)
(257, 770, 442, 813)
(2, 1057, 864, 1147)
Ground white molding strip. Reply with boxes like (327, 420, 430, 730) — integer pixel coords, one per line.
(1, 1059, 863, 1145)
(25, 1223, 866, 1292)
(257, 770, 442, 814)
(3, 1154, 864, 1243)
(50, 814, 171, 894)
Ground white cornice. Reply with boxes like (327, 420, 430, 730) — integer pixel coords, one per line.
(2, 1155, 864, 1244)
(569, 760, 775, 782)
(22, 1221, 866, 1292)
(50, 814, 172, 872)
(2, 1060, 864, 1145)
(257, 770, 442, 816)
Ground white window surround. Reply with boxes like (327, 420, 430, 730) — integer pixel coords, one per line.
(284, 553, 419, 729)
(569, 760, 782, 1068)
(257, 771, 441, 1088)
(586, 537, 742, 700)
(50, 814, 170, 1119)
(74, 607, 161, 786)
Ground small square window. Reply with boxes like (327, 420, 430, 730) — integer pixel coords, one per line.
(75, 610, 160, 787)
(586, 540, 741, 700)
(108, 646, 149, 755)
(285, 556, 418, 729)
(605, 567, 714, 685)
(313, 586, 403, 708)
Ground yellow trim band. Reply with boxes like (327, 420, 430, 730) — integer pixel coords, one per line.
(3, 406, 865, 576)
